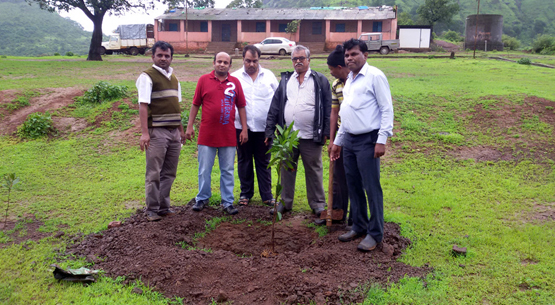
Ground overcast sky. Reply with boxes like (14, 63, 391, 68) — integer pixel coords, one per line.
(60, 0, 232, 35)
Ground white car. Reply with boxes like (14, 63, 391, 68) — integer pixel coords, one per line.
(254, 37, 296, 56)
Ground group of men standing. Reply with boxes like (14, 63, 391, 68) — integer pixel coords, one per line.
(137, 39, 393, 251)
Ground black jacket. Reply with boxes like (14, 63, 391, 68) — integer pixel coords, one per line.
(265, 70, 331, 145)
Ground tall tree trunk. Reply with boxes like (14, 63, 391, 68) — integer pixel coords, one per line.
(87, 14, 105, 61)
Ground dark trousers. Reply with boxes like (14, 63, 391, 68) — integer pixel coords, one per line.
(332, 149, 350, 222)
(343, 131, 383, 242)
(235, 129, 273, 201)
(281, 139, 326, 211)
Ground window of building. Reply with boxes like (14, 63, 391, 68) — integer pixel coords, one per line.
(372, 21, 382, 32)
(279, 23, 287, 32)
(256, 22, 266, 32)
(168, 22, 179, 32)
(335, 23, 345, 32)
(200, 21, 208, 32)
(312, 22, 322, 35)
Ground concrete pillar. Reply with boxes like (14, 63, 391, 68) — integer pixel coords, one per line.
(357, 20, 362, 38)
(325, 20, 331, 42)
(266, 20, 271, 37)
(237, 20, 242, 42)
(208, 21, 213, 42)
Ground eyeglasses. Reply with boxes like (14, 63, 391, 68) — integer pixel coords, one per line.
(291, 57, 307, 62)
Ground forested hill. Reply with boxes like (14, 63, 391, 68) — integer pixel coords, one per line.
(0, 0, 93, 56)
(264, 0, 555, 45)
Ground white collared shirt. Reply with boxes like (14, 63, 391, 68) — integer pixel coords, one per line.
(231, 66, 278, 131)
(334, 63, 394, 146)
(284, 68, 315, 139)
(136, 64, 182, 104)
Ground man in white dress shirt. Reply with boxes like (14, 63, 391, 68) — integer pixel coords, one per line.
(231, 45, 279, 206)
(330, 38, 394, 251)
(265, 45, 331, 217)
(136, 41, 186, 222)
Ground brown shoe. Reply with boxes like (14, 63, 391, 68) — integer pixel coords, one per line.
(338, 230, 364, 242)
(146, 211, 162, 222)
(158, 209, 176, 217)
(357, 235, 377, 251)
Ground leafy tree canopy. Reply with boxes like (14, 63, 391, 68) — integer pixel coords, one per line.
(227, 0, 262, 9)
(25, 0, 156, 61)
(416, 0, 459, 27)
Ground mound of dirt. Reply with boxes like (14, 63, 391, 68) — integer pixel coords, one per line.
(70, 204, 429, 304)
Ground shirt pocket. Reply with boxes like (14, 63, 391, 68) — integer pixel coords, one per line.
(255, 84, 275, 100)
(349, 85, 372, 110)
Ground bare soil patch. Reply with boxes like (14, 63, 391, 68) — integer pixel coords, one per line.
(0, 88, 85, 136)
(433, 40, 461, 52)
(0, 217, 51, 249)
(71, 204, 429, 304)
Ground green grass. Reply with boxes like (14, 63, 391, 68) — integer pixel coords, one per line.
(1, 56, 555, 304)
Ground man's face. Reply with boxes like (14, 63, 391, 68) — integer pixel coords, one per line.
(291, 49, 310, 74)
(328, 65, 342, 79)
(344, 45, 368, 73)
(152, 48, 172, 71)
(243, 50, 259, 76)
(213, 53, 232, 77)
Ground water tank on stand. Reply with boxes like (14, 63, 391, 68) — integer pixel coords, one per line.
(465, 14, 503, 51)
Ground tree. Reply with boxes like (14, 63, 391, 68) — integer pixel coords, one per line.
(2, 173, 20, 230)
(26, 0, 155, 61)
(285, 20, 300, 41)
(416, 0, 459, 29)
(226, 0, 262, 8)
(190, 0, 214, 7)
(397, 11, 414, 26)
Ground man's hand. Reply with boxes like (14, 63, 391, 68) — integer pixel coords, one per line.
(264, 137, 271, 146)
(140, 133, 150, 152)
(239, 129, 248, 145)
(374, 143, 386, 158)
(179, 130, 186, 145)
(185, 126, 195, 143)
(330, 144, 341, 161)
(327, 141, 334, 155)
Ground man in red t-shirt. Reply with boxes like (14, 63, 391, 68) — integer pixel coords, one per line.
(185, 52, 248, 215)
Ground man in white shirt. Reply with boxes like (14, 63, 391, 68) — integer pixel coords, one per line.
(231, 45, 279, 206)
(330, 38, 394, 251)
(136, 41, 186, 222)
(265, 45, 331, 217)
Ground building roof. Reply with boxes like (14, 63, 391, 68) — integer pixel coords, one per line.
(156, 6, 397, 21)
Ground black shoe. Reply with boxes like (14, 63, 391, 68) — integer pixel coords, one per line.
(314, 219, 326, 226)
(146, 211, 162, 222)
(313, 208, 325, 218)
(269, 202, 291, 215)
(223, 204, 238, 215)
(357, 235, 378, 251)
(338, 230, 364, 242)
(158, 209, 176, 217)
(192, 199, 207, 212)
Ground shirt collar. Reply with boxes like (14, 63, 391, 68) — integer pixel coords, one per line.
(210, 70, 229, 81)
(292, 68, 312, 81)
(348, 63, 369, 81)
(240, 66, 265, 78)
(152, 64, 173, 77)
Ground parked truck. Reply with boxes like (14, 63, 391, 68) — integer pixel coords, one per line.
(358, 33, 399, 55)
(100, 24, 155, 56)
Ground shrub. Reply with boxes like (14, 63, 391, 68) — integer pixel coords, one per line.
(65, 51, 74, 56)
(54, 52, 60, 56)
(502, 35, 521, 50)
(17, 112, 55, 139)
(443, 30, 463, 42)
(77, 81, 128, 104)
(518, 57, 531, 65)
(531, 35, 555, 54)
(1, 55, 7, 59)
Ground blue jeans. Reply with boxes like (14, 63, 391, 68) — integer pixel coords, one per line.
(196, 145, 236, 208)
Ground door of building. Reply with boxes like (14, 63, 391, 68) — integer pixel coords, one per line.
(222, 24, 231, 42)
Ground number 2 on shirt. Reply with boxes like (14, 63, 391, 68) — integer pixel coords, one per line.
(224, 82, 236, 97)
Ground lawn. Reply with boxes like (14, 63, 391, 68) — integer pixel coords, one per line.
(0, 53, 554, 304)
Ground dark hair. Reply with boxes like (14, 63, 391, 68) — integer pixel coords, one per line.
(152, 41, 174, 57)
(343, 38, 368, 53)
(213, 53, 232, 65)
(243, 45, 261, 58)
(327, 45, 345, 67)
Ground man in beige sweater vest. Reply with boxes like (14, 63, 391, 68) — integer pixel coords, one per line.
(136, 41, 186, 221)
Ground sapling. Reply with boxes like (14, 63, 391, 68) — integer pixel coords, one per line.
(267, 122, 300, 253)
(2, 173, 20, 229)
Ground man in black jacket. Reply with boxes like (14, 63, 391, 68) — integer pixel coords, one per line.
(265, 45, 331, 216)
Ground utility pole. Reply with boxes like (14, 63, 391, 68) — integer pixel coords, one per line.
(185, 1, 189, 55)
(473, 0, 481, 59)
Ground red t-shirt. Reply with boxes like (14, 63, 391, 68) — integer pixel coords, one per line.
(193, 71, 246, 147)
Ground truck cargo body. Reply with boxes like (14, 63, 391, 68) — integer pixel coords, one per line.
(101, 24, 155, 56)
